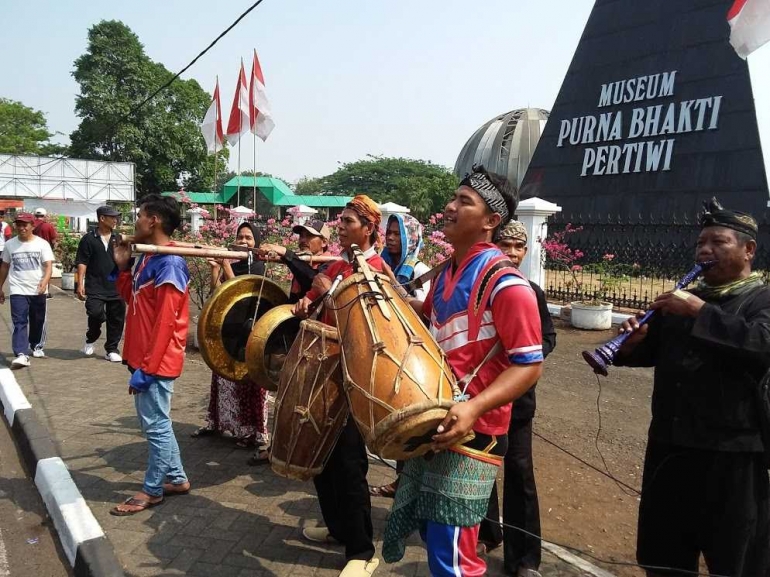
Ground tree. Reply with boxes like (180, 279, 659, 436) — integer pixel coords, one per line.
(69, 20, 227, 195)
(0, 98, 66, 155)
(294, 156, 459, 219)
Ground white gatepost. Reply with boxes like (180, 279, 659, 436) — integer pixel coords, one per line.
(515, 197, 562, 288)
(188, 207, 205, 233)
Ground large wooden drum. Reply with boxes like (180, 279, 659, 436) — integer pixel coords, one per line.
(270, 319, 348, 481)
(333, 266, 459, 460)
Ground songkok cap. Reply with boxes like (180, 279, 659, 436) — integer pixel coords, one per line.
(97, 205, 121, 217)
(292, 219, 331, 241)
(699, 197, 758, 240)
(14, 212, 35, 223)
(499, 220, 528, 243)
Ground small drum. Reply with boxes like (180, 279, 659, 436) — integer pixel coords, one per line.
(270, 319, 348, 481)
(333, 263, 459, 460)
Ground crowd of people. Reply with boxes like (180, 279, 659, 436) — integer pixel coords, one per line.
(2, 171, 770, 577)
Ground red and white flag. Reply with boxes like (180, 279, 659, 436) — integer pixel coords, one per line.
(728, 0, 770, 58)
(249, 49, 275, 141)
(226, 61, 250, 145)
(201, 78, 225, 155)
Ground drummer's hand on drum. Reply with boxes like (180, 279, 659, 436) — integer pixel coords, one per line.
(431, 402, 479, 451)
(312, 273, 332, 294)
(293, 296, 311, 319)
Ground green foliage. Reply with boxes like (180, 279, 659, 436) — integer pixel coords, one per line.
(294, 156, 459, 220)
(0, 98, 66, 155)
(68, 20, 228, 196)
(55, 232, 82, 273)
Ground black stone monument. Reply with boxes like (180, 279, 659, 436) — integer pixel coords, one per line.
(520, 0, 768, 220)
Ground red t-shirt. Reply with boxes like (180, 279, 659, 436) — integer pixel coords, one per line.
(423, 242, 543, 435)
(305, 250, 385, 326)
(33, 219, 57, 246)
(116, 250, 190, 378)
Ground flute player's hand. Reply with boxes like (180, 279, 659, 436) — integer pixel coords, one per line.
(617, 310, 649, 351)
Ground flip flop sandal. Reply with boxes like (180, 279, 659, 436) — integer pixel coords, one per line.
(247, 448, 270, 466)
(163, 482, 191, 496)
(368, 482, 398, 498)
(110, 496, 164, 516)
(235, 436, 256, 449)
(190, 427, 215, 438)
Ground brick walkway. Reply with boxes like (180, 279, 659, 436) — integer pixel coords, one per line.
(0, 289, 591, 577)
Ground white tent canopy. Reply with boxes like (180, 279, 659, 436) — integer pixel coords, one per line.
(378, 201, 410, 213)
(230, 205, 255, 215)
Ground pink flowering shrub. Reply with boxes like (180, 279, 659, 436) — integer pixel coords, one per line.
(173, 195, 455, 308)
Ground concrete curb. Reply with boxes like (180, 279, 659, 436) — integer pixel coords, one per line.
(0, 368, 125, 577)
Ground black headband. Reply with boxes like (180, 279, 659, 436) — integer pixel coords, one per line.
(460, 172, 510, 224)
(699, 197, 758, 240)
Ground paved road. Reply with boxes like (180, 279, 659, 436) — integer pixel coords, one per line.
(0, 416, 71, 577)
(0, 287, 594, 577)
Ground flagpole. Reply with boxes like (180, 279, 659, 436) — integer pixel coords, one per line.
(237, 138, 241, 207)
(253, 131, 257, 213)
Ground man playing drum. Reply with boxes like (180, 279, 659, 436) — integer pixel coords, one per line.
(382, 166, 543, 576)
(615, 199, 770, 577)
(293, 195, 384, 577)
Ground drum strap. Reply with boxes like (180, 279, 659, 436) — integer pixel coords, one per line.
(454, 341, 503, 402)
(401, 260, 450, 294)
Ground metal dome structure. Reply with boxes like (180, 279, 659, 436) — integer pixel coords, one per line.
(454, 108, 550, 189)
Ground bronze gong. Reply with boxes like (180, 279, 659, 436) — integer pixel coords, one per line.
(197, 275, 288, 382)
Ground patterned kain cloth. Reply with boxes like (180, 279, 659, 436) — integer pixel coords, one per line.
(206, 373, 270, 446)
(382, 448, 500, 563)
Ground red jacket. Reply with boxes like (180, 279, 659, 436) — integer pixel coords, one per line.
(116, 251, 190, 378)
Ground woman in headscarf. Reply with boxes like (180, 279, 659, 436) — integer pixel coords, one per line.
(192, 222, 271, 464)
(380, 213, 430, 300)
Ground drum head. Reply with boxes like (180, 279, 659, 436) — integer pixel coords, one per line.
(198, 275, 288, 382)
(246, 304, 301, 390)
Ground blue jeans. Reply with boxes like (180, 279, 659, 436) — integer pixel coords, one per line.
(10, 294, 47, 355)
(133, 377, 187, 497)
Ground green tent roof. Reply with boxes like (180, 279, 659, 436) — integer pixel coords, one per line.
(162, 191, 224, 204)
(163, 177, 352, 209)
(222, 176, 352, 208)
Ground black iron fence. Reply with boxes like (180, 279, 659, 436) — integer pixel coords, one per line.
(543, 212, 770, 309)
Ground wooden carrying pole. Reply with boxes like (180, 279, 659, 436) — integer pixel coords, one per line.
(131, 243, 344, 264)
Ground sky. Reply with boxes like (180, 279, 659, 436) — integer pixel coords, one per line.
(1, 0, 769, 185)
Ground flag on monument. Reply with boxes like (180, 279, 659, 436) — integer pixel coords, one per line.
(226, 61, 250, 145)
(728, 0, 770, 58)
(201, 79, 225, 155)
(249, 49, 275, 141)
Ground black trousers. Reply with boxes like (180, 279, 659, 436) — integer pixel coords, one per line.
(85, 296, 126, 353)
(479, 417, 541, 574)
(637, 440, 770, 577)
(313, 418, 375, 562)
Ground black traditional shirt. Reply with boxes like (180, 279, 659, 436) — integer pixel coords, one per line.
(615, 283, 770, 452)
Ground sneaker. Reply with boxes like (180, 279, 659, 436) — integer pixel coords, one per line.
(105, 352, 122, 363)
(302, 526, 341, 545)
(339, 558, 379, 577)
(82, 341, 95, 356)
(11, 354, 30, 369)
(517, 569, 542, 577)
(32, 349, 45, 358)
